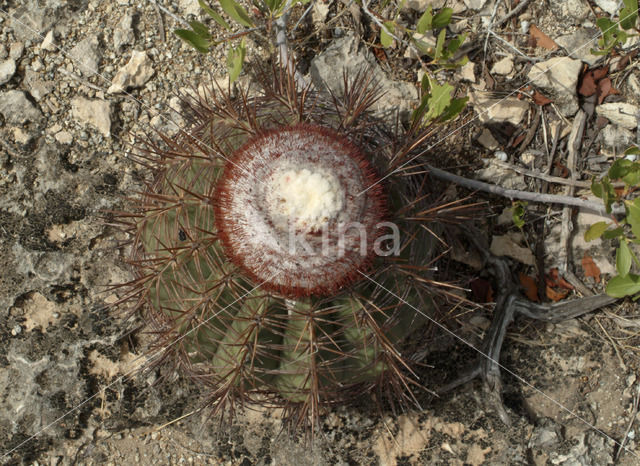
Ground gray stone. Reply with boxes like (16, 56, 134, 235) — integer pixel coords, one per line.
(527, 57, 582, 116)
(593, 0, 618, 15)
(310, 33, 418, 120)
(463, 0, 487, 10)
(24, 69, 54, 101)
(555, 29, 603, 66)
(70, 35, 102, 76)
(10, 3, 59, 41)
(601, 124, 635, 152)
(491, 56, 514, 75)
(469, 91, 529, 125)
(114, 12, 135, 51)
(596, 102, 640, 129)
(0, 90, 42, 125)
(549, 0, 590, 23)
(41, 30, 56, 52)
(71, 97, 112, 137)
(9, 42, 24, 60)
(107, 50, 155, 94)
(0, 59, 16, 85)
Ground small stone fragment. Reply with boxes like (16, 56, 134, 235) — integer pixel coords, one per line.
(593, 0, 618, 15)
(55, 130, 73, 144)
(0, 58, 16, 85)
(596, 102, 640, 130)
(491, 56, 514, 75)
(0, 90, 42, 124)
(528, 57, 582, 116)
(12, 127, 32, 145)
(555, 30, 602, 66)
(469, 91, 529, 125)
(41, 30, 56, 52)
(477, 128, 499, 150)
(9, 42, 24, 60)
(114, 12, 135, 51)
(24, 69, 54, 101)
(71, 97, 112, 137)
(70, 35, 102, 75)
(107, 50, 155, 94)
(459, 61, 476, 82)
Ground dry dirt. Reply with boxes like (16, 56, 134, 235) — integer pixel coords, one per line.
(2, 0, 640, 465)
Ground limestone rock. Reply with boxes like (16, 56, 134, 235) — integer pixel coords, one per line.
(41, 30, 56, 52)
(71, 97, 112, 137)
(310, 33, 417, 120)
(469, 91, 529, 125)
(527, 57, 581, 116)
(0, 58, 16, 85)
(107, 50, 155, 94)
(70, 35, 102, 75)
(114, 12, 135, 51)
(0, 90, 42, 124)
(596, 102, 640, 130)
(555, 29, 602, 66)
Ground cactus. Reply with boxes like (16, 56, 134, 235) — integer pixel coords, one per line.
(114, 64, 473, 431)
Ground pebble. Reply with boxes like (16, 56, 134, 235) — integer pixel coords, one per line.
(114, 12, 135, 51)
(593, 0, 619, 15)
(477, 128, 499, 150)
(0, 58, 16, 85)
(9, 42, 24, 60)
(494, 150, 508, 162)
(528, 57, 582, 116)
(555, 30, 602, 66)
(469, 91, 529, 125)
(55, 131, 73, 144)
(71, 97, 112, 137)
(108, 50, 155, 94)
(596, 102, 640, 130)
(11, 324, 22, 336)
(69, 35, 102, 75)
(491, 56, 514, 76)
(459, 61, 476, 83)
(0, 90, 43, 124)
(41, 30, 56, 52)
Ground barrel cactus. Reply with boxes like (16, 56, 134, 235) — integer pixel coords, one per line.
(116, 64, 469, 431)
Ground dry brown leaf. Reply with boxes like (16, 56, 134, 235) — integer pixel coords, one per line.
(546, 285, 569, 302)
(578, 70, 597, 97)
(597, 77, 620, 104)
(545, 268, 575, 290)
(519, 273, 539, 302)
(532, 90, 553, 106)
(529, 24, 558, 50)
(582, 254, 601, 283)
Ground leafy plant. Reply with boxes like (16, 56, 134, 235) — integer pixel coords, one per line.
(372, 3, 469, 125)
(584, 147, 640, 298)
(174, 0, 308, 81)
(591, 0, 638, 55)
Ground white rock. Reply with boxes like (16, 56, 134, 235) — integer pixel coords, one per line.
(477, 128, 499, 150)
(555, 30, 602, 66)
(0, 90, 42, 124)
(41, 30, 56, 52)
(114, 13, 135, 51)
(463, 0, 487, 10)
(178, 0, 200, 16)
(71, 97, 112, 137)
(12, 127, 32, 145)
(550, 0, 590, 23)
(107, 50, 155, 94)
(601, 124, 635, 152)
(70, 35, 102, 75)
(55, 131, 73, 144)
(9, 42, 24, 60)
(527, 57, 582, 116)
(491, 56, 514, 75)
(469, 91, 529, 125)
(593, 0, 619, 15)
(596, 102, 640, 130)
(459, 61, 476, 82)
(0, 58, 16, 85)
(494, 150, 508, 162)
(476, 159, 528, 190)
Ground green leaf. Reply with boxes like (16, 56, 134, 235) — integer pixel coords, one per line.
(219, 0, 255, 27)
(446, 32, 467, 55)
(591, 179, 604, 199)
(198, 0, 230, 30)
(189, 20, 211, 38)
(432, 7, 453, 29)
(617, 240, 633, 276)
(438, 96, 468, 122)
(623, 168, 640, 186)
(434, 28, 446, 60)
(380, 21, 395, 48)
(416, 6, 433, 33)
(606, 273, 640, 297)
(423, 76, 453, 121)
(227, 38, 246, 83)
(627, 198, 640, 238)
(584, 221, 610, 241)
(174, 28, 210, 53)
(609, 158, 633, 179)
(625, 146, 640, 156)
(603, 226, 625, 240)
(620, 0, 638, 30)
(512, 201, 527, 229)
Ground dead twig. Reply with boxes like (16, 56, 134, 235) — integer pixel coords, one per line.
(425, 163, 609, 216)
(493, 0, 533, 29)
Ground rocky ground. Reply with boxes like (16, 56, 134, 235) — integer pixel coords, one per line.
(2, 0, 640, 464)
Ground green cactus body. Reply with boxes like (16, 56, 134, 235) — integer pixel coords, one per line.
(121, 65, 463, 429)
